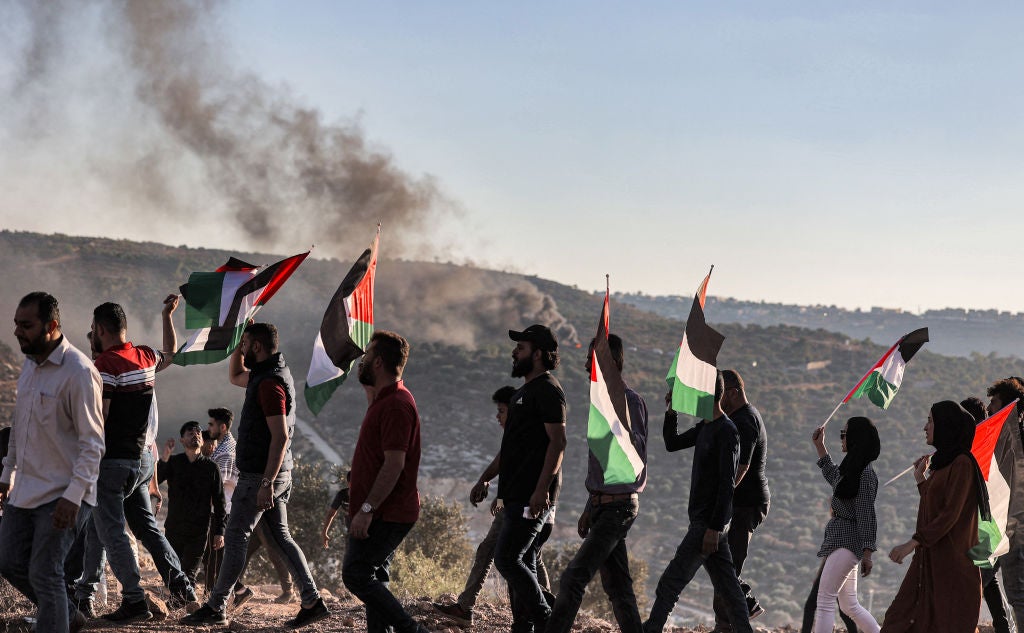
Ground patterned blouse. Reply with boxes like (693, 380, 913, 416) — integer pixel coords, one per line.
(816, 455, 878, 559)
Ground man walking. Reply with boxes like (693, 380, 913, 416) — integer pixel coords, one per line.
(158, 421, 226, 586)
(644, 371, 752, 633)
(0, 292, 105, 633)
(184, 323, 328, 627)
(495, 324, 567, 633)
(203, 407, 236, 593)
(712, 369, 770, 630)
(986, 377, 1024, 630)
(547, 333, 648, 633)
(84, 298, 196, 621)
(342, 331, 427, 633)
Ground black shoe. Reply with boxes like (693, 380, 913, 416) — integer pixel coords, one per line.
(432, 601, 472, 627)
(286, 598, 330, 629)
(73, 597, 95, 619)
(103, 598, 153, 623)
(274, 590, 296, 604)
(231, 586, 254, 610)
(170, 587, 199, 608)
(181, 604, 229, 626)
(749, 603, 765, 620)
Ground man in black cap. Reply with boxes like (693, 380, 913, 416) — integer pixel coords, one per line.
(493, 324, 567, 633)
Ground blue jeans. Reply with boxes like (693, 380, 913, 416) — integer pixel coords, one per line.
(494, 503, 550, 633)
(547, 498, 643, 633)
(0, 499, 91, 632)
(208, 472, 319, 612)
(342, 520, 416, 633)
(645, 521, 752, 633)
(84, 454, 193, 602)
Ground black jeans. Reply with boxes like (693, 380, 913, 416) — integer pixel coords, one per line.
(983, 563, 1015, 633)
(342, 520, 417, 633)
(713, 502, 769, 628)
(801, 559, 858, 633)
(547, 498, 643, 633)
(494, 503, 549, 633)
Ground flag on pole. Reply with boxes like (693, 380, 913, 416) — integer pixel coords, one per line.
(173, 252, 309, 366)
(304, 228, 379, 415)
(587, 282, 644, 486)
(970, 399, 1019, 565)
(842, 328, 929, 409)
(666, 267, 725, 420)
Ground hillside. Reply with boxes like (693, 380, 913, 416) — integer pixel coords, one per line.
(1, 230, 1022, 627)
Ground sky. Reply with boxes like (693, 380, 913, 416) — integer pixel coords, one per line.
(2, 1, 1023, 313)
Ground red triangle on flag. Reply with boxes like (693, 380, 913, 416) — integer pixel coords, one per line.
(972, 399, 1019, 480)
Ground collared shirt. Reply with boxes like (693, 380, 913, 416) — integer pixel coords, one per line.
(1, 336, 105, 508)
(586, 386, 649, 495)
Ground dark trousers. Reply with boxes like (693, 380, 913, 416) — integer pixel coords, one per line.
(983, 563, 1016, 633)
(547, 498, 643, 633)
(713, 503, 768, 628)
(342, 520, 417, 633)
(801, 559, 859, 633)
(645, 521, 752, 633)
(233, 519, 294, 593)
(494, 503, 550, 633)
(204, 531, 223, 594)
(167, 526, 210, 587)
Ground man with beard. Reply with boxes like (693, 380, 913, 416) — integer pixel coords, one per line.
(158, 421, 226, 587)
(986, 377, 1024, 631)
(495, 324, 567, 633)
(0, 292, 104, 633)
(79, 298, 197, 622)
(184, 323, 328, 628)
(342, 331, 427, 633)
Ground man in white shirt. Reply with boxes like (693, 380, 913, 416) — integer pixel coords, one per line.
(0, 292, 105, 633)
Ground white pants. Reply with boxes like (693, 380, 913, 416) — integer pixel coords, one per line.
(814, 548, 880, 633)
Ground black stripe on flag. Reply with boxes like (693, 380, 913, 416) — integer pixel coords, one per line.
(320, 245, 375, 368)
(684, 291, 725, 366)
(897, 327, 929, 363)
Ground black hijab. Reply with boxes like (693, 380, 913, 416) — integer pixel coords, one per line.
(928, 400, 991, 520)
(836, 416, 881, 499)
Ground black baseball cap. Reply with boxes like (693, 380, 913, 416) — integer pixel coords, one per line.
(179, 420, 202, 437)
(509, 324, 558, 352)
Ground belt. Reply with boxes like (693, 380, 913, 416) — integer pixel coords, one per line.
(590, 492, 638, 505)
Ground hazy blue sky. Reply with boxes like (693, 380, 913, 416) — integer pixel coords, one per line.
(3, 2, 1023, 312)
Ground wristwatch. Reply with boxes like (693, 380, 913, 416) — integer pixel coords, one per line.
(260, 477, 273, 488)
(360, 502, 374, 514)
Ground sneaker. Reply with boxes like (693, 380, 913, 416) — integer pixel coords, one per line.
(70, 609, 87, 633)
(103, 598, 153, 623)
(286, 597, 330, 629)
(169, 587, 199, 609)
(274, 590, 296, 604)
(432, 602, 472, 627)
(749, 603, 765, 620)
(231, 586, 254, 610)
(181, 604, 229, 626)
(73, 597, 95, 619)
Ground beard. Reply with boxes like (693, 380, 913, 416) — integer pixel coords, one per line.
(511, 355, 534, 378)
(18, 330, 49, 356)
(90, 334, 103, 355)
(242, 350, 258, 370)
(357, 360, 375, 386)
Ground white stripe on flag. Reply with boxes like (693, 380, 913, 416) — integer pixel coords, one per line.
(674, 330, 717, 394)
(876, 350, 907, 387)
(307, 332, 346, 388)
(989, 454, 1012, 559)
(179, 326, 212, 354)
(592, 360, 644, 476)
(218, 271, 257, 324)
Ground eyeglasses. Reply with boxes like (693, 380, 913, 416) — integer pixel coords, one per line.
(840, 430, 847, 439)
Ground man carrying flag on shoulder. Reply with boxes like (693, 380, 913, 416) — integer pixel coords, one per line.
(986, 377, 1024, 630)
(546, 328, 649, 633)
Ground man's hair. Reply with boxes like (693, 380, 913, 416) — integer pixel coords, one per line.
(722, 369, 745, 391)
(244, 322, 279, 352)
(180, 420, 202, 437)
(370, 330, 410, 376)
(960, 397, 988, 424)
(714, 370, 725, 403)
(492, 386, 517, 404)
(93, 302, 127, 334)
(208, 407, 234, 429)
(19, 292, 60, 327)
(987, 378, 1024, 408)
(525, 341, 560, 371)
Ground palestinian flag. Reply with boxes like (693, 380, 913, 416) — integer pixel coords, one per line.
(587, 286, 644, 486)
(173, 252, 309, 366)
(304, 229, 379, 415)
(666, 267, 725, 420)
(842, 328, 929, 409)
(970, 399, 1019, 565)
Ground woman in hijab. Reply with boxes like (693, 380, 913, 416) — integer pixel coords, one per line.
(880, 401, 988, 633)
(809, 416, 882, 633)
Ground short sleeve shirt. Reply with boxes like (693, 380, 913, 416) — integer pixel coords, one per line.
(497, 372, 566, 505)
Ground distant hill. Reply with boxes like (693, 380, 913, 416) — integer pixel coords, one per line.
(619, 292, 1024, 359)
(2, 230, 1022, 626)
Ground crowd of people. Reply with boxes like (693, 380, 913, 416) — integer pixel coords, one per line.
(1, 289, 1024, 633)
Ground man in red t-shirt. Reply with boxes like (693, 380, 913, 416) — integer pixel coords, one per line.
(342, 330, 427, 633)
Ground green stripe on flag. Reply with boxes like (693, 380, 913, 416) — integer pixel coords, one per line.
(304, 369, 352, 416)
(670, 381, 715, 421)
(587, 403, 640, 485)
(852, 371, 900, 410)
(350, 319, 374, 350)
(183, 272, 226, 329)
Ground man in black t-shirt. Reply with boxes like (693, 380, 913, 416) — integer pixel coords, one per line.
(712, 369, 770, 631)
(494, 324, 567, 633)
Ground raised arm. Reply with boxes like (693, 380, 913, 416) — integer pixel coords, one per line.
(156, 294, 179, 372)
